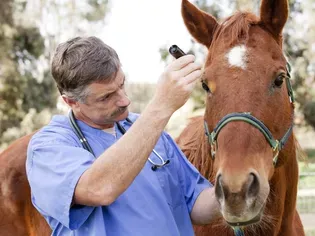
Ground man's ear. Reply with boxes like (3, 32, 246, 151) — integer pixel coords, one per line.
(62, 95, 80, 110)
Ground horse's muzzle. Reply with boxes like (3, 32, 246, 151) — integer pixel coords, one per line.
(215, 170, 269, 226)
(225, 204, 265, 227)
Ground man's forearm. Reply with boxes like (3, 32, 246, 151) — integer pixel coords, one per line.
(190, 187, 221, 225)
(74, 100, 172, 206)
(74, 54, 202, 206)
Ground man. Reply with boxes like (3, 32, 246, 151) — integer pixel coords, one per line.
(26, 36, 219, 236)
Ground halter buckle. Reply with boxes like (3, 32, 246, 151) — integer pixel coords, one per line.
(210, 141, 217, 160)
(272, 140, 280, 166)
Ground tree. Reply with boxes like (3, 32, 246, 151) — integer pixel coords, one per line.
(0, 0, 110, 149)
(0, 0, 54, 147)
(284, 0, 315, 129)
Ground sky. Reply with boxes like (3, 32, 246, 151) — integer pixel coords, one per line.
(33, 0, 312, 84)
(99, 0, 196, 83)
(32, 0, 231, 84)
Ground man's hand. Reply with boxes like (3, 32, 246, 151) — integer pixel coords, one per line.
(74, 56, 202, 207)
(153, 55, 202, 116)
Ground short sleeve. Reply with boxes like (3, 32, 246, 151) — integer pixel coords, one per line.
(26, 137, 95, 230)
(163, 133, 212, 213)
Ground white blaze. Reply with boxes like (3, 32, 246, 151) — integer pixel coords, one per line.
(226, 45, 247, 69)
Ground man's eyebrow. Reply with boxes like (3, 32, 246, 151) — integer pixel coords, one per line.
(95, 76, 126, 100)
(95, 89, 114, 100)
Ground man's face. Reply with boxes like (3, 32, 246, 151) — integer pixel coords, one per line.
(75, 69, 130, 129)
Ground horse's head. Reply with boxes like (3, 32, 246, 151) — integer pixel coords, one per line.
(182, 0, 294, 227)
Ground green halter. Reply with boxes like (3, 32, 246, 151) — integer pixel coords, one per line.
(204, 62, 294, 167)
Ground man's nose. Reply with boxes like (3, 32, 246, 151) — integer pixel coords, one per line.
(116, 90, 130, 107)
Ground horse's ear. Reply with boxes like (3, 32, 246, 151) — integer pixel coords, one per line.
(259, 0, 288, 38)
(181, 0, 218, 48)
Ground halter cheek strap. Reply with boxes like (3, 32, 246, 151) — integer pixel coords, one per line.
(204, 112, 294, 166)
(286, 62, 295, 103)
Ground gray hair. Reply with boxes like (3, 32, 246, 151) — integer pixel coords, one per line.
(62, 85, 91, 103)
(51, 36, 120, 103)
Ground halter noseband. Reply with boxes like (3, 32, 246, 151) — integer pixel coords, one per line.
(204, 63, 294, 167)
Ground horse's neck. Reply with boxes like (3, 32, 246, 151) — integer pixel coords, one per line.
(176, 116, 216, 181)
(270, 134, 299, 193)
(266, 134, 300, 233)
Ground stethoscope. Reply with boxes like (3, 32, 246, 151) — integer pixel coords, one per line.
(68, 110, 170, 171)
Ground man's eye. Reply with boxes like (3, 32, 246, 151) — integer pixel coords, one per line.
(100, 95, 110, 101)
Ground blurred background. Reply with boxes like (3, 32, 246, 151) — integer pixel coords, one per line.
(0, 0, 314, 234)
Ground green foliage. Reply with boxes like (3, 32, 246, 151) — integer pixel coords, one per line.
(305, 229, 315, 236)
(304, 102, 315, 129)
(159, 47, 169, 62)
(13, 26, 45, 59)
(0, 0, 13, 25)
(0, 1, 53, 143)
(0, 0, 110, 147)
(84, 0, 109, 21)
(194, 0, 221, 18)
(305, 149, 315, 162)
(283, 0, 315, 130)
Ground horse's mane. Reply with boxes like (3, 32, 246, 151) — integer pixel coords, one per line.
(209, 12, 259, 55)
(294, 134, 307, 162)
(176, 116, 215, 181)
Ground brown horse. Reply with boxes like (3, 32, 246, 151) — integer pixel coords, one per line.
(176, 0, 304, 235)
(0, 0, 305, 235)
(0, 134, 51, 236)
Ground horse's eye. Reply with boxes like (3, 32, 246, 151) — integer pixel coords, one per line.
(274, 74, 285, 87)
(202, 81, 211, 93)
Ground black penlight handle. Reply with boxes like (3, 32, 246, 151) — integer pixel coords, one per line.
(169, 45, 186, 59)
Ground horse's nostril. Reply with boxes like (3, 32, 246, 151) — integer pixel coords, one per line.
(247, 172, 260, 199)
(215, 174, 224, 200)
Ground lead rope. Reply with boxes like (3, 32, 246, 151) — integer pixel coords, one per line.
(233, 227, 245, 236)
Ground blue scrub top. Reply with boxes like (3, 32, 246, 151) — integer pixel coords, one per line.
(26, 112, 211, 236)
